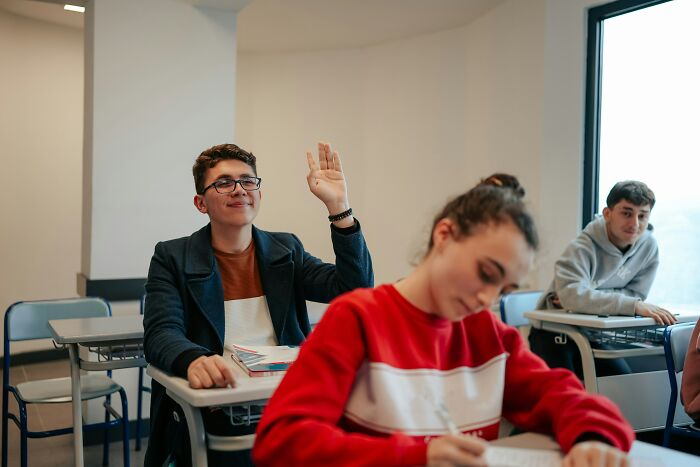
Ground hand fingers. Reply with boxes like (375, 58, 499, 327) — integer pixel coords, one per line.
(318, 142, 328, 170)
(449, 434, 487, 456)
(192, 366, 214, 388)
(650, 312, 665, 325)
(604, 447, 626, 467)
(440, 444, 486, 467)
(189, 373, 202, 389)
(654, 309, 676, 325)
(427, 436, 487, 467)
(214, 356, 237, 387)
(202, 357, 230, 387)
(306, 151, 317, 172)
(660, 309, 677, 324)
(566, 441, 628, 467)
(332, 150, 343, 173)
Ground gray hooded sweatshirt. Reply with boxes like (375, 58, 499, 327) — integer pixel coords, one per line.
(537, 216, 659, 316)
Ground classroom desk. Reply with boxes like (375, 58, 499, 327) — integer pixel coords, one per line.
(48, 315, 145, 467)
(147, 361, 283, 467)
(525, 309, 700, 431)
(491, 432, 699, 466)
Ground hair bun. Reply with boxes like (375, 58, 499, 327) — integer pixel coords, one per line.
(479, 173, 525, 199)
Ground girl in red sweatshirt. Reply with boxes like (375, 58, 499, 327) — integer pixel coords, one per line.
(253, 175, 634, 467)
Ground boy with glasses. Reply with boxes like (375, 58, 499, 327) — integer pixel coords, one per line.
(143, 142, 373, 466)
(529, 180, 676, 378)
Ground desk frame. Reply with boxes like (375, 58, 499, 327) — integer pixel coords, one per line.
(147, 361, 283, 467)
(525, 310, 699, 430)
(49, 315, 145, 467)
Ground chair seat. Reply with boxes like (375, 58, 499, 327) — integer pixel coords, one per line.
(15, 374, 121, 404)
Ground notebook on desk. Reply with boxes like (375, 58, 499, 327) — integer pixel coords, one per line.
(228, 344, 299, 377)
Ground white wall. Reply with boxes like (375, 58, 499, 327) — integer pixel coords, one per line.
(537, 0, 604, 288)
(0, 9, 84, 354)
(1, 0, 607, 351)
(237, 0, 548, 286)
(83, 0, 239, 280)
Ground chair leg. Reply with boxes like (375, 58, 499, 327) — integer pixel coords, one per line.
(135, 367, 144, 451)
(18, 402, 27, 467)
(103, 394, 111, 466)
(2, 389, 9, 467)
(663, 426, 672, 447)
(119, 388, 130, 467)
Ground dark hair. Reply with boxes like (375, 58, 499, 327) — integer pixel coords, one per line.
(478, 173, 525, 199)
(193, 143, 257, 194)
(606, 180, 655, 209)
(427, 174, 539, 251)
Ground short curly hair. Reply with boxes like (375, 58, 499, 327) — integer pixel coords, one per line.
(192, 143, 257, 194)
(606, 181, 655, 209)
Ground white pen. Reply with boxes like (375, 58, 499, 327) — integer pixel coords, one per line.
(433, 400, 461, 435)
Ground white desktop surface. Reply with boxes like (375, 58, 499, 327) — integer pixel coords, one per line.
(147, 358, 284, 407)
(524, 309, 699, 329)
(492, 432, 699, 466)
(48, 314, 143, 343)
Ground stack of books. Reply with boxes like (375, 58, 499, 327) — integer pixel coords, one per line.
(228, 344, 299, 377)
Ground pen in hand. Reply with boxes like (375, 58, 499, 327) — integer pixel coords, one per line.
(434, 400, 461, 435)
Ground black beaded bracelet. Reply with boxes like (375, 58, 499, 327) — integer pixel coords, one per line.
(328, 207, 353, 222)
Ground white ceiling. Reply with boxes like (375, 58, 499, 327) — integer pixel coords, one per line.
(0, 0, 506, 52)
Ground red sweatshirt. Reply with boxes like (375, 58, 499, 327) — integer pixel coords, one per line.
(253, 285, 634, 466)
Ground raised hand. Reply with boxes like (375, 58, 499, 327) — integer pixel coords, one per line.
(306, 142, 351, 219)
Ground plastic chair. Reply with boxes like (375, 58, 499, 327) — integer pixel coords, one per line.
(663, 322, 700, 447)
(135, 294, 151, 451)
(499, 290, 542, 328)
(1, 298, 130, 467)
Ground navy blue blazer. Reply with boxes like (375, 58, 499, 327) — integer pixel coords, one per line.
(143, 222, 373, 466)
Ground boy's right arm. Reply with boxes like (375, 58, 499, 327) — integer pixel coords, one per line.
(143, 242, 215, 376)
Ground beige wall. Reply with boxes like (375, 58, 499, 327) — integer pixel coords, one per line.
(237, 0, 548, 285)
(1, 0, 605, 357)
(0, 9, 84, 354)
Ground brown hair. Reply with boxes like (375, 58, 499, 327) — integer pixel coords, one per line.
(427, 174, 538, 251)
(478, 173, 525, 199)
(606, 180, 655, 209)
(193, 143, 257, 194)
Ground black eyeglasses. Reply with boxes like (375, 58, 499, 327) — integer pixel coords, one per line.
(201, 177, 262, 195)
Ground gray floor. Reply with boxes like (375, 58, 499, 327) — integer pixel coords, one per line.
(1, 359, 146, 467)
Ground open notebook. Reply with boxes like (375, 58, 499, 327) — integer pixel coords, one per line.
(228, 343, 299, 377)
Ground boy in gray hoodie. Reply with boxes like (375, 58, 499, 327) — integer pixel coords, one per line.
(529, 180, 676, 377)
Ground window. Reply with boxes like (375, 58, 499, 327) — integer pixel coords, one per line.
(584, 0, 700, 309)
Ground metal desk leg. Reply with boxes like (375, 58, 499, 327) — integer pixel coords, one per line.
(539, 322, 599, 393)
(167, 390, 208, 467)
(67, 343, 84, 467)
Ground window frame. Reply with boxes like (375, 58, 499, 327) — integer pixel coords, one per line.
(582, 0, 673, 227)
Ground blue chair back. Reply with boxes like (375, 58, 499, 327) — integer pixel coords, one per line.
(4, 297, 112, 342)
(663, 321, 700, 446)
(499, 290, 542, 327)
